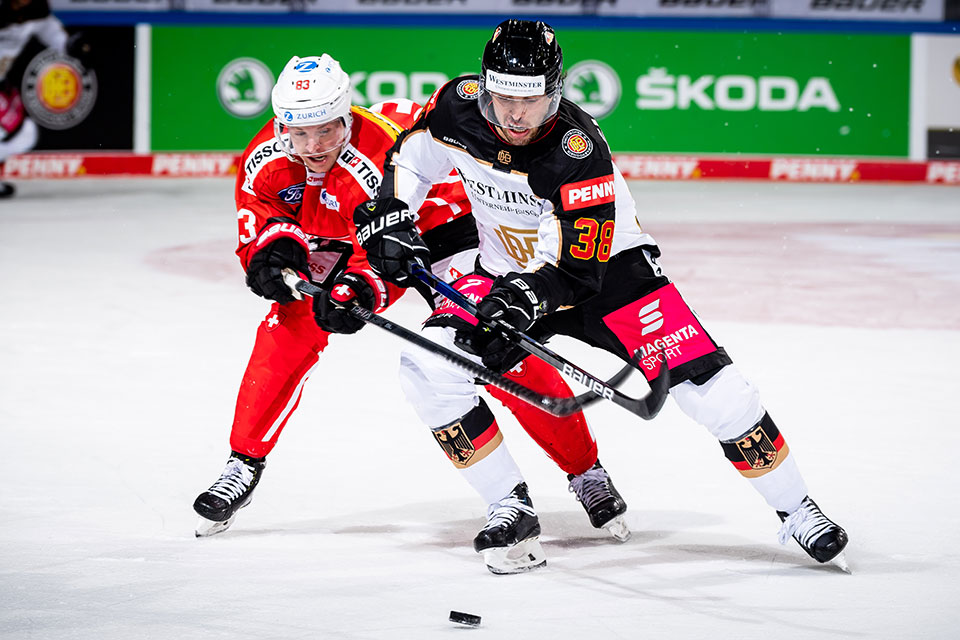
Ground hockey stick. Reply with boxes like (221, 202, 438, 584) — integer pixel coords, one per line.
(281, 270, 589, 417)
(409, 263, 669, 420)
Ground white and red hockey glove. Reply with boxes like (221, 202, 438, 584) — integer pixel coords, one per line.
(245, 216, 310, 304)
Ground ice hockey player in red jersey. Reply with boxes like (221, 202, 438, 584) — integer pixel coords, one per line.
(192, 54, 632, 550)
(356, 20, 849, 573)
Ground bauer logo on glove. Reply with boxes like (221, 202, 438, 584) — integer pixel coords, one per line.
(353, 197, 431, 288)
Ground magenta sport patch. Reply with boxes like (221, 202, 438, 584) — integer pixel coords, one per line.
(428, 275, 494, 326)
(602, 283, 717, 381)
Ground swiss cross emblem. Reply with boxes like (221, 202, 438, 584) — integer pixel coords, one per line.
(264, 310, 285, 333)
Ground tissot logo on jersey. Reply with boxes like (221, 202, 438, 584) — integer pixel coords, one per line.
(339, 145, 381, 195)
(561, 175, 615, 210)
(245, 139, 284, 177)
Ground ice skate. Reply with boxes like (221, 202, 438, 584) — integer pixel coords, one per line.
(777, 496, 849, 572)
(473, 483, 546, 575)
(193, 452, 265, 537)
(0, 182, 14, 199)
(568, 461, 630, 542)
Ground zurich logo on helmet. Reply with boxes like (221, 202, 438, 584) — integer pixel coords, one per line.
(284, 112, 293, 122)
(295, 61, 318, 72)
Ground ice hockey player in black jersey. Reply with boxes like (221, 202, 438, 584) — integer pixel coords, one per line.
(356, 19, 848, 574)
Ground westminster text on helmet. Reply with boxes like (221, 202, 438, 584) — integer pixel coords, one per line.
(485, 71, 548, 97)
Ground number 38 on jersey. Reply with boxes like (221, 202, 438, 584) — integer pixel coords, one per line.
(561, 174, 616, 262)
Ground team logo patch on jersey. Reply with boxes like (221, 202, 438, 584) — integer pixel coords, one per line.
(456, 79, 480, 100)
(497, 150, 512, 165)
(433, 423, 475, 466)
(560, 174, 615, 210)
(562, 129, 594, 160)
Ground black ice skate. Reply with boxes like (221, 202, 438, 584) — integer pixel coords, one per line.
(568, 461, 630, 541)
(473, 482, 546, 575)
(777, 496, 849, 572)
(0, 182, 14, 198)
(193, 452, 266, 537)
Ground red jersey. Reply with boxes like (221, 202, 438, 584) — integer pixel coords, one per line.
(234, 100, 470, 305)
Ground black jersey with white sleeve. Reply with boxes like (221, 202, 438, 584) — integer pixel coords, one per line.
(382, 75, 655, 313)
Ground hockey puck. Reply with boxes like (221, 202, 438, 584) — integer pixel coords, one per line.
(449, 610, 481, 627)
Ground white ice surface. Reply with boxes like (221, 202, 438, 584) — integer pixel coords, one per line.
(1, 179, 958, 639)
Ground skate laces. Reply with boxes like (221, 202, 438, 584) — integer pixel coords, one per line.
(778, 499, 834, 547)
(207, 458, 255, 502)
(484, 496, 536, 531)
(568, 467, 613, 510)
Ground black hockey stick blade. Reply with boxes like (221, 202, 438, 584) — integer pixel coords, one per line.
(281, 270, 587, 417)
(409, 263, 670, 419)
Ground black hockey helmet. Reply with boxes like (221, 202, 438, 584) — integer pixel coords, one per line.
(478, 20, 564, 131)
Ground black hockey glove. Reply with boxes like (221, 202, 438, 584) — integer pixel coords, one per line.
(312, 272, 376, 335)
(454, 274, 545, 372)
(353, 197, 430, 288)
(245, 217, 310, 304)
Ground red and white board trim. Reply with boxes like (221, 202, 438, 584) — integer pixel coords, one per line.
(2, 152, 959, 185)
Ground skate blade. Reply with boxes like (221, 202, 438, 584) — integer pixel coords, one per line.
(603, 515, 631, 542)
(829, 551, 852, 574)
(194, 513, 238, 538)
(482, 537, 547, 575)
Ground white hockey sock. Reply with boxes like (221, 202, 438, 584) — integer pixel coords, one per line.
(459, 443, 526, 506)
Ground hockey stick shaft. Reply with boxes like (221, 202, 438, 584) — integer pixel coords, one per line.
(409, 263, 669, 420)
(281, 270, 586, 417)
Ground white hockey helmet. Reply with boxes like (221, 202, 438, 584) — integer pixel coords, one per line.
(272, 54, 353, 159)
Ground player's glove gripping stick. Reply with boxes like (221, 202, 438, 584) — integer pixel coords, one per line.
(408, 263, 669, 420)
(282, 270, 592, 418)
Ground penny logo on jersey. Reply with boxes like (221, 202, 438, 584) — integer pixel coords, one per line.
(561, 174, 615, 211)
(562, 129, 594, 159)
(456, 79, 480, 100)
(21, 49, 96, 131)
